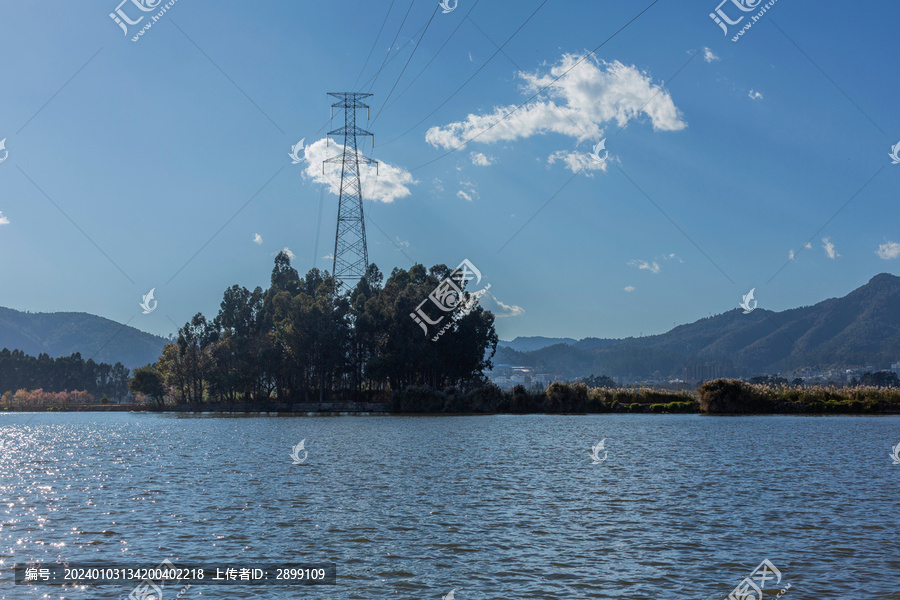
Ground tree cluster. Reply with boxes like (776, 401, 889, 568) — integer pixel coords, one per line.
(852, 370, 900, 387)
(145, 254, 498, 407)
(0, 348, 129, 399)
(746, 375, 790, 386)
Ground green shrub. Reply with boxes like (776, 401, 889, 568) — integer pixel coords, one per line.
(698, 379, 773, 413)
(544, 382, 588, 413)
(391, 386, 444, 413)
(509, 384, 541, 413)
(466, 384, 504, 413)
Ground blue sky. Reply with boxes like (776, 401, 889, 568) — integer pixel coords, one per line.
(0, 0, 898, 343)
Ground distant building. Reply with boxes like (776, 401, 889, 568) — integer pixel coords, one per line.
(488, 365, 537, 389)
(487, 364, 569, 389)
(892, 363, 900, 377)
(531, 374, 554, 388)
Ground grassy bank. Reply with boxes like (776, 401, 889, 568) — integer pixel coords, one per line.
(389, 382, 697, 414)
(698, 379, 900, 414)
(393, 379, 900, 414)
(4, 379, 900, 414)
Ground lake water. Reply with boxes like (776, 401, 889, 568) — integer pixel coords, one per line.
(1, 412, 898, 599)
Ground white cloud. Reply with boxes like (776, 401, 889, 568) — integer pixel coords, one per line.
(663, 252, 682, 262)
(702, 47, 720, 63)
(628, 259, 661, 274)
(432, 177, 444, 193)
(425, 54, 686, 154)
(282, 247, 295, 260)
(748, 89, 764, 100)
(302, 138, 416, 203)
(253, 233, 263, 245)
(469, 152, 493, 166)
(790, 243, 811, 260)
(323, 253, 334, 260)
(394, 236, 410, 248)
(457, 179, 479, 202)
(548, 150, 607, 175)
(822, 237, 839, 259)
(876, 241, 900, 260)
(0, 212, 8, 226)
(480, 291, 525, 318)
(624, 285, 636, 292)
(468, 51, 474, 63)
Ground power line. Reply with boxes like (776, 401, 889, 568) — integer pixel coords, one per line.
(306, 20, 428, 142)
(352, 0, 397, 90)
(365, 0, 416, 94)
(371, 3, 441, 124)
(359, 21, 428, 92)
(381, 0, 482, 114)
(378, 0, 550, 148)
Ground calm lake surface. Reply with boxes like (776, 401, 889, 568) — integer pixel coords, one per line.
(1, 412, 898, 599)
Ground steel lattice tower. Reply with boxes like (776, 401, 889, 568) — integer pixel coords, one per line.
(324, 92, 377, 288)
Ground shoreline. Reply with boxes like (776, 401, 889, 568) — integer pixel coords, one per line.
(5, 379, 900, 416)
(4, 407, 900, 416)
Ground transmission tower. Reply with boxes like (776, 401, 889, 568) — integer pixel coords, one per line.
(324, 92, 377, 288)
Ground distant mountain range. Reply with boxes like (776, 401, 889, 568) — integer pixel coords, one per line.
(0, 307, 168, 369)
(499, 337, 575, 352)
(496, 273, 900, 380)
(499, 336, 620, 352)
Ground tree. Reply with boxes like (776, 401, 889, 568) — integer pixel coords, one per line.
(176, 313, 213, 404)
(859, 371, 900, 387)
(581, 374, 618, 388)
(129, 365, 167, 407)
(157, 343, 187, 404)
(270, 250, 302, 295)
